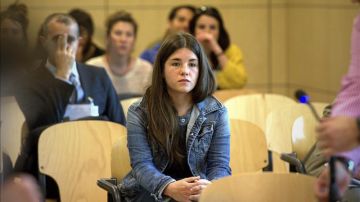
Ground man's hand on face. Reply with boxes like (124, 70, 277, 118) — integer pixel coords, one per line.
(54, 34, 76, 80)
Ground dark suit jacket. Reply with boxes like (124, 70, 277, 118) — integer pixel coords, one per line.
(14, 62, 126, 177)
(16, 62, 125, 131)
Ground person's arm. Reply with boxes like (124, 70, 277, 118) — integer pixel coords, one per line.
(316, 116, 360, 178)
(315, 160, 352, 202)
(215, 44, 248, 89)
(126, 105, 175, 201)
(15, 71, 74, 131)
(206, 107, 231, 180)
(317, 116, 360, 156)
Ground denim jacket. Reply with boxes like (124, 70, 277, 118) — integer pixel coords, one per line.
(118, 96, 231, 201)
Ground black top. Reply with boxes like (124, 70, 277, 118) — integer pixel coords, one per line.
(163, 110, 193, 180)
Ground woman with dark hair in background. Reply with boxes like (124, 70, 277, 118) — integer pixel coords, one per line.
(189, 6, 248, 89)
(118, 32, 231, 201)
(87, 11, 152, 97)
(69, 8, 105, 62)
(0, 3, 30, 96)
(140, 5, 196, 64)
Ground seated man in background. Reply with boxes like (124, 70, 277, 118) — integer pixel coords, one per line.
(14, 13, 125, 197)
(16, 12, 125, 132)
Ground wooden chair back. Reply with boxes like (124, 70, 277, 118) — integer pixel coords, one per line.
(38, 121, 124, 202)
(111, 135, 131, 180)
(199, 173, 316, 202)
(213, 89, 257, 103)
(120, 97, 141, 119)
(1, 96, 25, 163)
(230, 119, 268, 173)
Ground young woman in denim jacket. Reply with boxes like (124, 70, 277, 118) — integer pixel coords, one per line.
(119, 32, 231, 201)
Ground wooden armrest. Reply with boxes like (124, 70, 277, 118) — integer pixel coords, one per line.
(281, 153, 306, 174)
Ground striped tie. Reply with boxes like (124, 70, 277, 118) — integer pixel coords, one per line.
(69, 73, 79, 103)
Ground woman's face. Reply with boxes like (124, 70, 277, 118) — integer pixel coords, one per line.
(169, 8, 194, 33)
(108, 21, 135, 56)
(194, 15, 220, 41)
(164, 48, 199, 96)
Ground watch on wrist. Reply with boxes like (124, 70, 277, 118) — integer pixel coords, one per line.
(334, 156, 355, 174)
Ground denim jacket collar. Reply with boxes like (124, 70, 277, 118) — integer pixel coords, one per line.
(186, 96, 223, 142)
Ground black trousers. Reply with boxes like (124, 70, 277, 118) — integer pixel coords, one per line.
(14, 125, 60, 200)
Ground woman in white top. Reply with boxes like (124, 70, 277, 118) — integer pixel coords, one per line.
(87, 11, 152, 97)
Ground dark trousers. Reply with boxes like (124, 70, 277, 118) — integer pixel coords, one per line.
(14, 125, 60, 200)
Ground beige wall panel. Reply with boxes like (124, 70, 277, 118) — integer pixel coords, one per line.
(86, 9, 107, 51)
(289, 0, 355, 6)
(271, 7, 288, 86)
(272, 0, 288, 4)
(271, 85, 290, 97)
(107, 0, 269, 6)
(5, 0, 104, 7)
(26, 8, 69, 48)
(1, 0, 14, 8)
(288, 8, 357, 93)
(244, 84, 268, 94)
(23, 7, 106, 51)
(223, 8, 269, 87)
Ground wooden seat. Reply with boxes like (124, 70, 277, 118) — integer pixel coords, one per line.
(225, 93, 297, 172)
(263, 93, 296, 115)
(111, 135, 131, 180)
(213, 88, 257, 103)
(1, 96, 26, 164)
(267, 104, 318, 161)
(224, 94, 266, 130)
(120, 97, 141, 119)
(199, 173, 316, 202)
(38, 120, 125, 202)
(230, 119, 268, 173)
(224, 93, 296, 131)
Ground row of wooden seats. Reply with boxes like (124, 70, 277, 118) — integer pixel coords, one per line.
(1, 90, 326, 201)
(1, 89, 328, 167)
(37, 120, 316, 201)
(222, 93, 328, 172)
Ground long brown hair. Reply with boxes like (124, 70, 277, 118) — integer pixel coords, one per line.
(143, 32, 216, 164)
